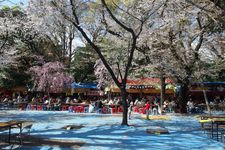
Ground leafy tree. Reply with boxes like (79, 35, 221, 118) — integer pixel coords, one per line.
(70, 44, 97, 82)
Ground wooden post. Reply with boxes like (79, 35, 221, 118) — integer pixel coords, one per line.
(203, 90, 211, 115)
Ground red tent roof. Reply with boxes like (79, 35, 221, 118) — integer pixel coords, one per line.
(119, 78, 173, 85)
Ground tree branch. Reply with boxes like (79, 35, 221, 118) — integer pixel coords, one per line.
(194, 17, 203, 52)
(70, 0, 79, 24)
(168, 29, 184, 65)
(116, 62, 123, 81)
(185, 0, 213, 13)
(101, 0, 135, 36)
(101, 10, 123, 38)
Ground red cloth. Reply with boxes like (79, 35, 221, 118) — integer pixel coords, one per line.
(145, 102, 151, 110)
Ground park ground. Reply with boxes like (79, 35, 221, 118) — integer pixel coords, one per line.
(0, 110, 224, 150)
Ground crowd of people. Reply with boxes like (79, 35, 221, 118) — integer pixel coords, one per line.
(0, 93, 180, 115)
(186, 96, 225, 113)
(4, 92, 225, 115)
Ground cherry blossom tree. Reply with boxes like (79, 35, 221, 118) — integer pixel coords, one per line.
(134, 0, 225, 112)
(94, 59, 112, 89)
(0, 6, 20, 68)
(46, 0, 161, 125)
(0, 5, 55, 90)
(29, 61, 74, 93)
(28, 0, 77, 68)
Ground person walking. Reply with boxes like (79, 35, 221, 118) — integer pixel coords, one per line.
(145, 101, 151, 120)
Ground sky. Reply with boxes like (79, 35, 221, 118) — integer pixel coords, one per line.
(0, 0, 28, 7)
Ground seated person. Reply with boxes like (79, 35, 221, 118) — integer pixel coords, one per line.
(134, 99, 139, 105)
(187, 99, 194, 113)
(3, 97, 8, 103)
(89, 102, 95, 113)
(44, 99, 49, 104)
(163, 100, 169, 112)
(53, 98, 61, 111)
(65, 97, 70, 104)
(108, 99, 114, 105)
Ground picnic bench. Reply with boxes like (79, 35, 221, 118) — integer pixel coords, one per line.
(199, 115, 225, 142)
(0, 120, 23, 144)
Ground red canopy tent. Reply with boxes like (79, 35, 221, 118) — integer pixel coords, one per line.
(109, 78, 174, 94)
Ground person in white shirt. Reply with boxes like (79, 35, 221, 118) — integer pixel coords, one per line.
(187, 99, 194, 113)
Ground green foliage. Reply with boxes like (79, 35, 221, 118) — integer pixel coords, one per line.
(0, 67, 31, 89)
(12, 6, 22, 11)
(0, 5, 23, 17)
(70, 44, 98, 82)
(2, 6, 10, 11)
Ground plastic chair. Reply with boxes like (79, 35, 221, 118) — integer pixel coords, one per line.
(79, 106, 85, 113)
(26, 104, 31, 110)
(133, 106, 139, 113)
(102, 107, 108, 114)
(31, 105, 36, 110)
(139, 107, 146, 114)
(73, 106, 80, 113)
(42, 105, 47, 111)
(117, 107, 123, 113)
(152, 108, 158, 115)
(62, 105, 69, 111)
(111, 107, 117, 114)
(37, 105, 42, 111)
(84, 106, 89, 113)
(20, 104, 27, 110)
(68, 106, 74, 112)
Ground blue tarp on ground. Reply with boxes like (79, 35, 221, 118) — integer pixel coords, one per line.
(70, 82, 98, 89)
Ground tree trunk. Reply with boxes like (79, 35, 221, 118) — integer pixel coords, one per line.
(121, 87, 128, 125)
(160, 70, 165, 115)
(68, 37, 73, 69)
(177, 83, 189, 113)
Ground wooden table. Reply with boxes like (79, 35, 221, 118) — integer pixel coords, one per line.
(211, 118, 225, 141)
(0, 121, 23, 144)
(199, 115, 225, 141)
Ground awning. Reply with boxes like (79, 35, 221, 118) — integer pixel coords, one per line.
(86, 90, 104, 96)
(70, 83, 98, 89)
(109, 77, 175, 94)
(110, 88, 174, 94)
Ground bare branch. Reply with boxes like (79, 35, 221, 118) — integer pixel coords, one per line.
(101, 0, 135, 36)
(194, 17, 204, 52)
(69, 0, 80, 25)
(185, 0, 214, 13)
(116, 62, 123, 81)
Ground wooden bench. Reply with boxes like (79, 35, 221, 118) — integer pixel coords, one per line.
(0, 120, 24, 144)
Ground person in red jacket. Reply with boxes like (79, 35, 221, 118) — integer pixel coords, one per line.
(145, 101, 151, 119)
